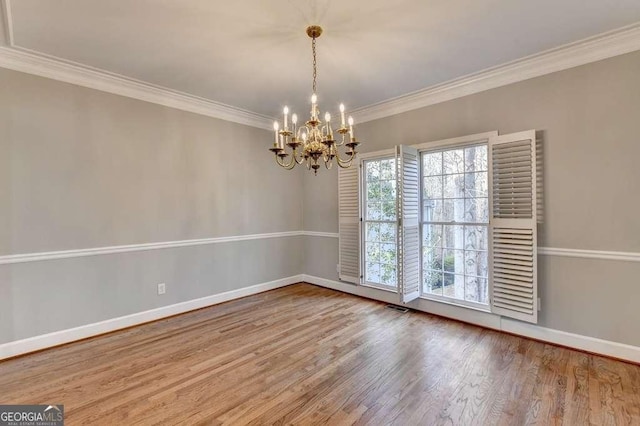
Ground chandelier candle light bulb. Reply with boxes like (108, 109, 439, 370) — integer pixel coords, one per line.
(273, 121, 279, 147)
(325, 112, 333, 138)
(284, 106, 289, 129)
(311, 94, 318, 120)
(348, 116, 354, 140)
(267, 25, 360, 174)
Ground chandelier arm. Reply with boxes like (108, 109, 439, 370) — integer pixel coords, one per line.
(276, 148, 298, 170)
(325, 158, 334, 170)
(335, 149, 356, 168)
(276, 155, 291, 169)
(293, 149, 305, 165)
(277, 156, 297, 170)
(336, 158, 354, 168)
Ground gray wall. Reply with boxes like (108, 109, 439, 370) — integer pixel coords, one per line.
(303, 50, 640, 347)
(0, 68, 303, 344)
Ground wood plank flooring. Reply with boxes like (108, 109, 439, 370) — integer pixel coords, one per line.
(1, 283, 639, 425)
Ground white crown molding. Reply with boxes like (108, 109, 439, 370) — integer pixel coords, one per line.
(352, 23, 640, 123)
(302, 274, 640, 364)
(0, 231, 304, 265)
(0, 45, 273, 130)
(0, 275, 303, 360)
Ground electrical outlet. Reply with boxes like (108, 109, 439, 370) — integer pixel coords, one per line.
(537, 297, 541, 311)
(336, 264, 340, 273)
(158, 283, 166, 295)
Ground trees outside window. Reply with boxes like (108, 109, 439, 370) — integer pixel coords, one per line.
(364, 158, 397, 288)
(421, 145, 489, 304)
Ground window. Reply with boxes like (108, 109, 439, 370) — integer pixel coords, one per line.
(363, 158, 397, 288)
(421, 145, 489, 305)
(338, 131, 539, 323)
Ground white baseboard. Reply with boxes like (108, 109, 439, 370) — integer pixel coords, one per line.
(0, 274, 303, 360)
(302, 274, 640, 364)
(501, 319, 640, 364)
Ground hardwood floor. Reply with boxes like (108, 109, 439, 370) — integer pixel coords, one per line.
(1, 283, 639, 425)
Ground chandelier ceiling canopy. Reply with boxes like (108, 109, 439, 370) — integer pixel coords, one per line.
(268, 25, 360, 174)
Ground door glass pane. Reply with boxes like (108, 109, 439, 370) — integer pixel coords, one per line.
(364, 158, 397, 288)
(367, 181, 380, 201)
(381, 201, 396, 221)
(366, 223, 380, 242)
(366, 242, 380, 263)
(380, 180, 396, 200)
(380, 159, 395, 180)
(366, 161, 380, 181)
(366, 202, 381, 220)
(366, 262, 380, 283)
(379, 222, 396, 243)
(380, 243, 397, 264)
(381, 264, 397, 286)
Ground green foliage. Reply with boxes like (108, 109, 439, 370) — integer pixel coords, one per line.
(427, 254, 455, 289)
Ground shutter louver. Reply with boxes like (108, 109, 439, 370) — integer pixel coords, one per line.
(396, 145, 420, 303)
(492, 140, 533, 219)
(339, 165, 361, 283)
(536, 137, 544, 223)
(489, 131, 538, 323)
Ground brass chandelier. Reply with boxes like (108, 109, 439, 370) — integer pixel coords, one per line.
(269, 25, 360, 174)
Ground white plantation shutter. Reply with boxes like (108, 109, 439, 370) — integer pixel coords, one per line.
(396, 145, 420, 303)
(489, 130, 538, 323)
(338, 165, 361, 283)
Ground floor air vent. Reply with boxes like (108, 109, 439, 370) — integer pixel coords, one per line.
(385, 305, 409, 313)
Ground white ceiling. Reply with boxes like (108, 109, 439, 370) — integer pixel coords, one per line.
(4, 1, 640, 119)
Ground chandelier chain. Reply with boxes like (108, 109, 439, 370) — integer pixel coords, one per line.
(312, 36, 317, 94)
